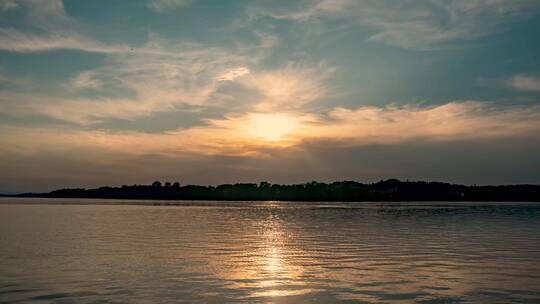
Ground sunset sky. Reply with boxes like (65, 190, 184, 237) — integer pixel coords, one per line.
(1, 0, 540, 192)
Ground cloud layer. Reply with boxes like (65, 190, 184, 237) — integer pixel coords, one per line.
(1, 0, 540, 191)
(2, 101, 539, 158)
(250, 0, 540, 49)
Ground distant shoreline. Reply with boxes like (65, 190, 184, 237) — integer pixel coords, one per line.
(1, 197, 539, 209)
(6, 179, 540, 202)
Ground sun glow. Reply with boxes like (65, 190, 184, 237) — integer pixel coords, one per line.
(248, 113, 299, 141)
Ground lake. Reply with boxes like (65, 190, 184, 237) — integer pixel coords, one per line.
(1, 198, 539, 303)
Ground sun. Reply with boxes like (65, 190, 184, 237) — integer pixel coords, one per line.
(248, 113, 299, 141)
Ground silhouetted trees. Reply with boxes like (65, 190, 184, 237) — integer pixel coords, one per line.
(18, 179, 540, 202)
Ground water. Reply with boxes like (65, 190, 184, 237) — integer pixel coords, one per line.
(1, 198, 540, 303)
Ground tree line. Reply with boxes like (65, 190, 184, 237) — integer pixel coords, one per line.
(19, 179, 540, 201)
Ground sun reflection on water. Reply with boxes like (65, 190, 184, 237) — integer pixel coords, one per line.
(207, 209, 316, 299)
(162, 202, 540, 303)
(2, 203, 540, 303)
(250, 213, 311, 298)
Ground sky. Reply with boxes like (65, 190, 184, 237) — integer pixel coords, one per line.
(1, 0, 540, 192)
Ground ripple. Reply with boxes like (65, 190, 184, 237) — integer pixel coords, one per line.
(1, 200, 539, 303)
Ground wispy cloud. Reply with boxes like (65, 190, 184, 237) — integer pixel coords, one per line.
(0, 0, 128, 53)
(0, 28, 128, 53)
(239, 62, 335, 111)
(318, 101, 540, 144)
(0, 31, 290, 124)
(147, 0, 191, 12)
(216, 67, 250, 82)
(249, 0, 540, 49)
(71, 70, 104, 89)
(2, 102, 539, 158)
(506, 74, 540, 92)
(0, 0, 18, 10)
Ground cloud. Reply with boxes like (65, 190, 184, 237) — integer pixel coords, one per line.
(0, 92, 160, 125)
(250, 0, 540, 49)
(0, 28, 128, 53)
(0, 2, 294, 126)
(0, 0, 18, 10)
(216, 67, 250, 82)
(3, 100, 539, 191)
(2, 101, 539, 159)
(72, 70, 104, 89)
(0, 0, 128, 53)
(3, 135, 540, 192)
(506, 74, 540, 92)
(58, 37, 256, 123)
(147, 0, 191, 12)
(0, 31, 290, 124)
(239, 62, 335, 110)
(0, 30, 323, 125)
(318, 101, 540, 144)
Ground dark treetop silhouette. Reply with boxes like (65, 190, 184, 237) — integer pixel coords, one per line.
(16, 179, 540, 201)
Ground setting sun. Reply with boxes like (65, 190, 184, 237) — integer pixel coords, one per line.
(248, 113, 299, 141)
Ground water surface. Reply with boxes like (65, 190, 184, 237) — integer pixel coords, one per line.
(1, 198, 540, 303)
